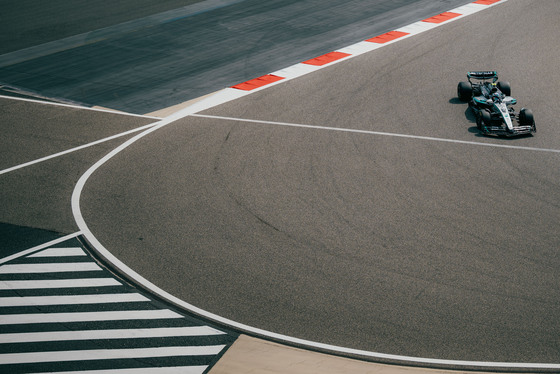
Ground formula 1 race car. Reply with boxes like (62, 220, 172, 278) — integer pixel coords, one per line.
(457, 71, 536, 136)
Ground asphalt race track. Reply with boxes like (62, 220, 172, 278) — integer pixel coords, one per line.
(1, 0, 477, 114)
(76, 0, 560, 365)
(2, 0, 559, 370)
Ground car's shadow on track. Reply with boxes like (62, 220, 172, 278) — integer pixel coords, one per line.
(449, 97, 483, 136)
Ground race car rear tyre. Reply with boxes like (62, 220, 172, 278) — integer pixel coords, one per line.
(519, 108, 535, 126)
(457, 81, 472, 102)
(497, 81, 511, 96)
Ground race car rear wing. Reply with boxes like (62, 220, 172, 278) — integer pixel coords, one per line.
(467, 71, 498, 82)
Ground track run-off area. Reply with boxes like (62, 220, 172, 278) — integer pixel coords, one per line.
(2, 0, 560, 372)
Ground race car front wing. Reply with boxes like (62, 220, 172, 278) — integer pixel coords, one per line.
(479, 124, 536, 137)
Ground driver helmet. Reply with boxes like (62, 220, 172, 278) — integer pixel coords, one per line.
(492, 92, 501, 102)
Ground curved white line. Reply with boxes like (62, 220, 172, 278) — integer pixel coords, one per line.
(71, 0, 559, 368)
(71, 109, 560, 371)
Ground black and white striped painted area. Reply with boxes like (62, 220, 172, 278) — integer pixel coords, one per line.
(0, 235, 237, 373)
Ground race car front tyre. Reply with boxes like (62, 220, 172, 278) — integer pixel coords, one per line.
(457, 81, 472, 102)
(497, 81, 511, 96)
(519, 108, 535, 126)
(477, 109, 492, 129)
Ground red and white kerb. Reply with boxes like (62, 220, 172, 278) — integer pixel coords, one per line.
(231, 0, 507, 92)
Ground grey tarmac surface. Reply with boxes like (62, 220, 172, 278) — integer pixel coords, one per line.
(0, 0, 474, 114)
(0, 0, 207, 54)
(79, 0, 560, 365)
(0, 98, 157, 236)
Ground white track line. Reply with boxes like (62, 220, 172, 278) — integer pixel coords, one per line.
(0, 293, 149, 307)
(0, 262, 102, 274)
(0, 232, 82, 265)
(0, 278, 121, 290)
(0, 345, 225, 365)
(0, 121, 160, 176)
(192, 114, 560, 154)
(0, 326, 224, 343)
(70, 0, 560, 370)
(28, 247, 86, 257)
(0, 309, 183, 325)
(0, 94, 161, 119)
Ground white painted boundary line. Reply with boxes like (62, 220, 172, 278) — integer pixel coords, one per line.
(0, 262, 102, 274)
(0, 293, 149, 307)
(27, 247, 86, 257)
(0, 94, 161, 119)
(0, 326, 224, 344)
(192, 114, 560, 154)
(0, 309, 183, 325)
(0, 345, 226, 365)
(0, 278, 121, 290)
(0, 232, 82, 265)
(71, 0, 560, 370)
(0, 121, 160, 176)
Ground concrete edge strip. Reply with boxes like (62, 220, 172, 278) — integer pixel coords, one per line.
(71, 0, 560, 370)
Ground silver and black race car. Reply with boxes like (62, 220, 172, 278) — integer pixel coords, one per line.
(457, 71, 536, 136)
